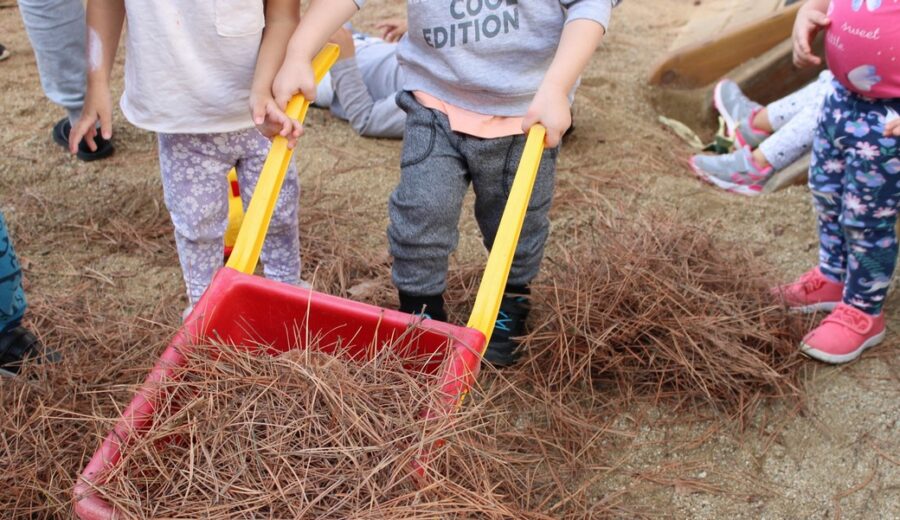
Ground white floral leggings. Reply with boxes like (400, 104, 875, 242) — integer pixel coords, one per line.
(158, 129, 301, 305)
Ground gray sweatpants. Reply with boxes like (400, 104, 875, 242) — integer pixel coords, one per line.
(19, 0, 86, 124)
(758, 71, 834, 170)
(388, 92, 558, 296)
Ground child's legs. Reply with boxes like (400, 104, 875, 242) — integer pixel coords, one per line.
(388, 92, 470, 297)
(466, 136, 558, 288)
(158, 133, 233, 305)
(233, 129, 301, 286)
(0, 211, 27, 332)
(767, 70, 834, 131)
(808, 89, 851, 283)
(18, 0, 87, 123)
(758, 85, 828, 170)
(838, 97, 900, 315)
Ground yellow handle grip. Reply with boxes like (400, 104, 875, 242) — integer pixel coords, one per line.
(226, 44, 340, 275)
(466, 126, 546, 351)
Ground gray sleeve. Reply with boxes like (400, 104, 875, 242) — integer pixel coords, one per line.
(330, 58, 406, 139)
(561, 0, 621, 31)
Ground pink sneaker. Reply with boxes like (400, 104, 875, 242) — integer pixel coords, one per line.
(801, 304, 885, 364)
(772, 267, 843, 313)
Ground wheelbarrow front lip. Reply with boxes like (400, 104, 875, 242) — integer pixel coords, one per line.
(73, 268, 485, 520)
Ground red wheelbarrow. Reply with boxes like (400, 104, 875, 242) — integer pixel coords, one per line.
(73, 44, 547, 520)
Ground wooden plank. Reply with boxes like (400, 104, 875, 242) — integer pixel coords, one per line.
(730, 37, 825, 105)
(648, 2, 804, 89)
(764, 156, 810, 193)
(668, 0, 785, 52)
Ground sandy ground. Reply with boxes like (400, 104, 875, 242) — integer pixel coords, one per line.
(1, 0, 898, 517)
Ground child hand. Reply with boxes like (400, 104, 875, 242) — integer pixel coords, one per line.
(272, 61, 317, 112)
(523, 85, 571, 148)
(251, 91, 303, 149)
(329, 27, 356, 61)
(69, 87, 113, 154)
(375, 18, 408, 43)
(792, 4, 830, 68)
(885, 116, 900, 138)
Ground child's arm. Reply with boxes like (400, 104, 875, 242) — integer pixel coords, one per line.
(69, 0, 125, 153)
(793, 0, 830, 68)
(523, 19, 606, 148)
(272, 0, 362, 109)
(250, 0, 302, 148)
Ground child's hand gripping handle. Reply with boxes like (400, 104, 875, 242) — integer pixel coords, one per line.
(226, 44, 340, 275)
(466, 126, 546, 350)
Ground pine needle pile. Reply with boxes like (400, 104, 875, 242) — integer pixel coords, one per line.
(519, 212, 808, 414)
(91, 344, 540, 519)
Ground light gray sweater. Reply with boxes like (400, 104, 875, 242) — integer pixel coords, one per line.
(355, 0, 619, 116)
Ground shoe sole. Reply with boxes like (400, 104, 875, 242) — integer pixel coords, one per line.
(789, 301, 840, 314)
(801, 329, 885, 364)
(52, 122, 115, 162)
(713, 80, 737, 138)
(688, 156, 763, 197)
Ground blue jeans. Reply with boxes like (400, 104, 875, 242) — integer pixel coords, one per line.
(0, 212, 26, 333)
(18, 0, 87, 123)
(810, 81, 900, 315)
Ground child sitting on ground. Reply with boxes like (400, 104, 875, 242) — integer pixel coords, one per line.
(314, 21, 407, 139)
(71, 0, 304, 312)
(691, 72, 834, 196)
(776, 0, 900, 363)
(272, 0, 619, 366)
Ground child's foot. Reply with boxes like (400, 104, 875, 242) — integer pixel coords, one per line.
(689, 147, 773, 196)
(398, 292, 448, 322)
(801, 304, 885, 364)
(772, 267, 844, 313)
(713, 80, 768, 148)
(0, 43, 10, 62)
(0, 325, 61, 377)
(52, 117, 115, 162)
(483, 292, 530, 367)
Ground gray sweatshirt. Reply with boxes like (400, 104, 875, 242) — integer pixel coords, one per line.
(355, 0, 619, 117)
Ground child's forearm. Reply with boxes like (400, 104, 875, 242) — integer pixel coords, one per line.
(252, 0, 301, 96)
(285, 0, 360, 63)
(85, 0, 125, 88)
(539, 19, 606, 96)
(802, 0, 830, 14)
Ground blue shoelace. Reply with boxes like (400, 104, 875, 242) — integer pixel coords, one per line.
(495, 311, 512, 332)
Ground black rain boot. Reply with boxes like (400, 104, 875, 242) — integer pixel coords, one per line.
(0, 324, 61, 377)
(483, 285, 531, 367)
(398, 292, 448, 323)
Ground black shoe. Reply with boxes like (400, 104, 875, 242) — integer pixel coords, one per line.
(0, 43, 10, 62)
(0, 325, 61, 377)
(483, 288, 531, 367)
(52, 117, 115, 162)
(398, 292, 448, 322)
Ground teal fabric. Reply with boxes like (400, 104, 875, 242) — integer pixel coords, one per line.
(0, 211, 26, 332)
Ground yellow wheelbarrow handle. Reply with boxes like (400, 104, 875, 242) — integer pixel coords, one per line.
(467, 126, 546, 350)
(226, 44, 341, 275)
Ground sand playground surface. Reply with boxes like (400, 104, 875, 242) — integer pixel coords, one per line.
(1, 0, 898, 518)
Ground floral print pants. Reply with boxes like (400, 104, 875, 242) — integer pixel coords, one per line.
(0, 211, 26, 333)
(159, 129, 301, 305)
(810, 81, 900, 315)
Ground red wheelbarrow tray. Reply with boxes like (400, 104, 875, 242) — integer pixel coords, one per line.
(72, 267, 485, 520)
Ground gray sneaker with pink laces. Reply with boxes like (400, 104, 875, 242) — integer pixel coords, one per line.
(689, 146, 774, 196)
